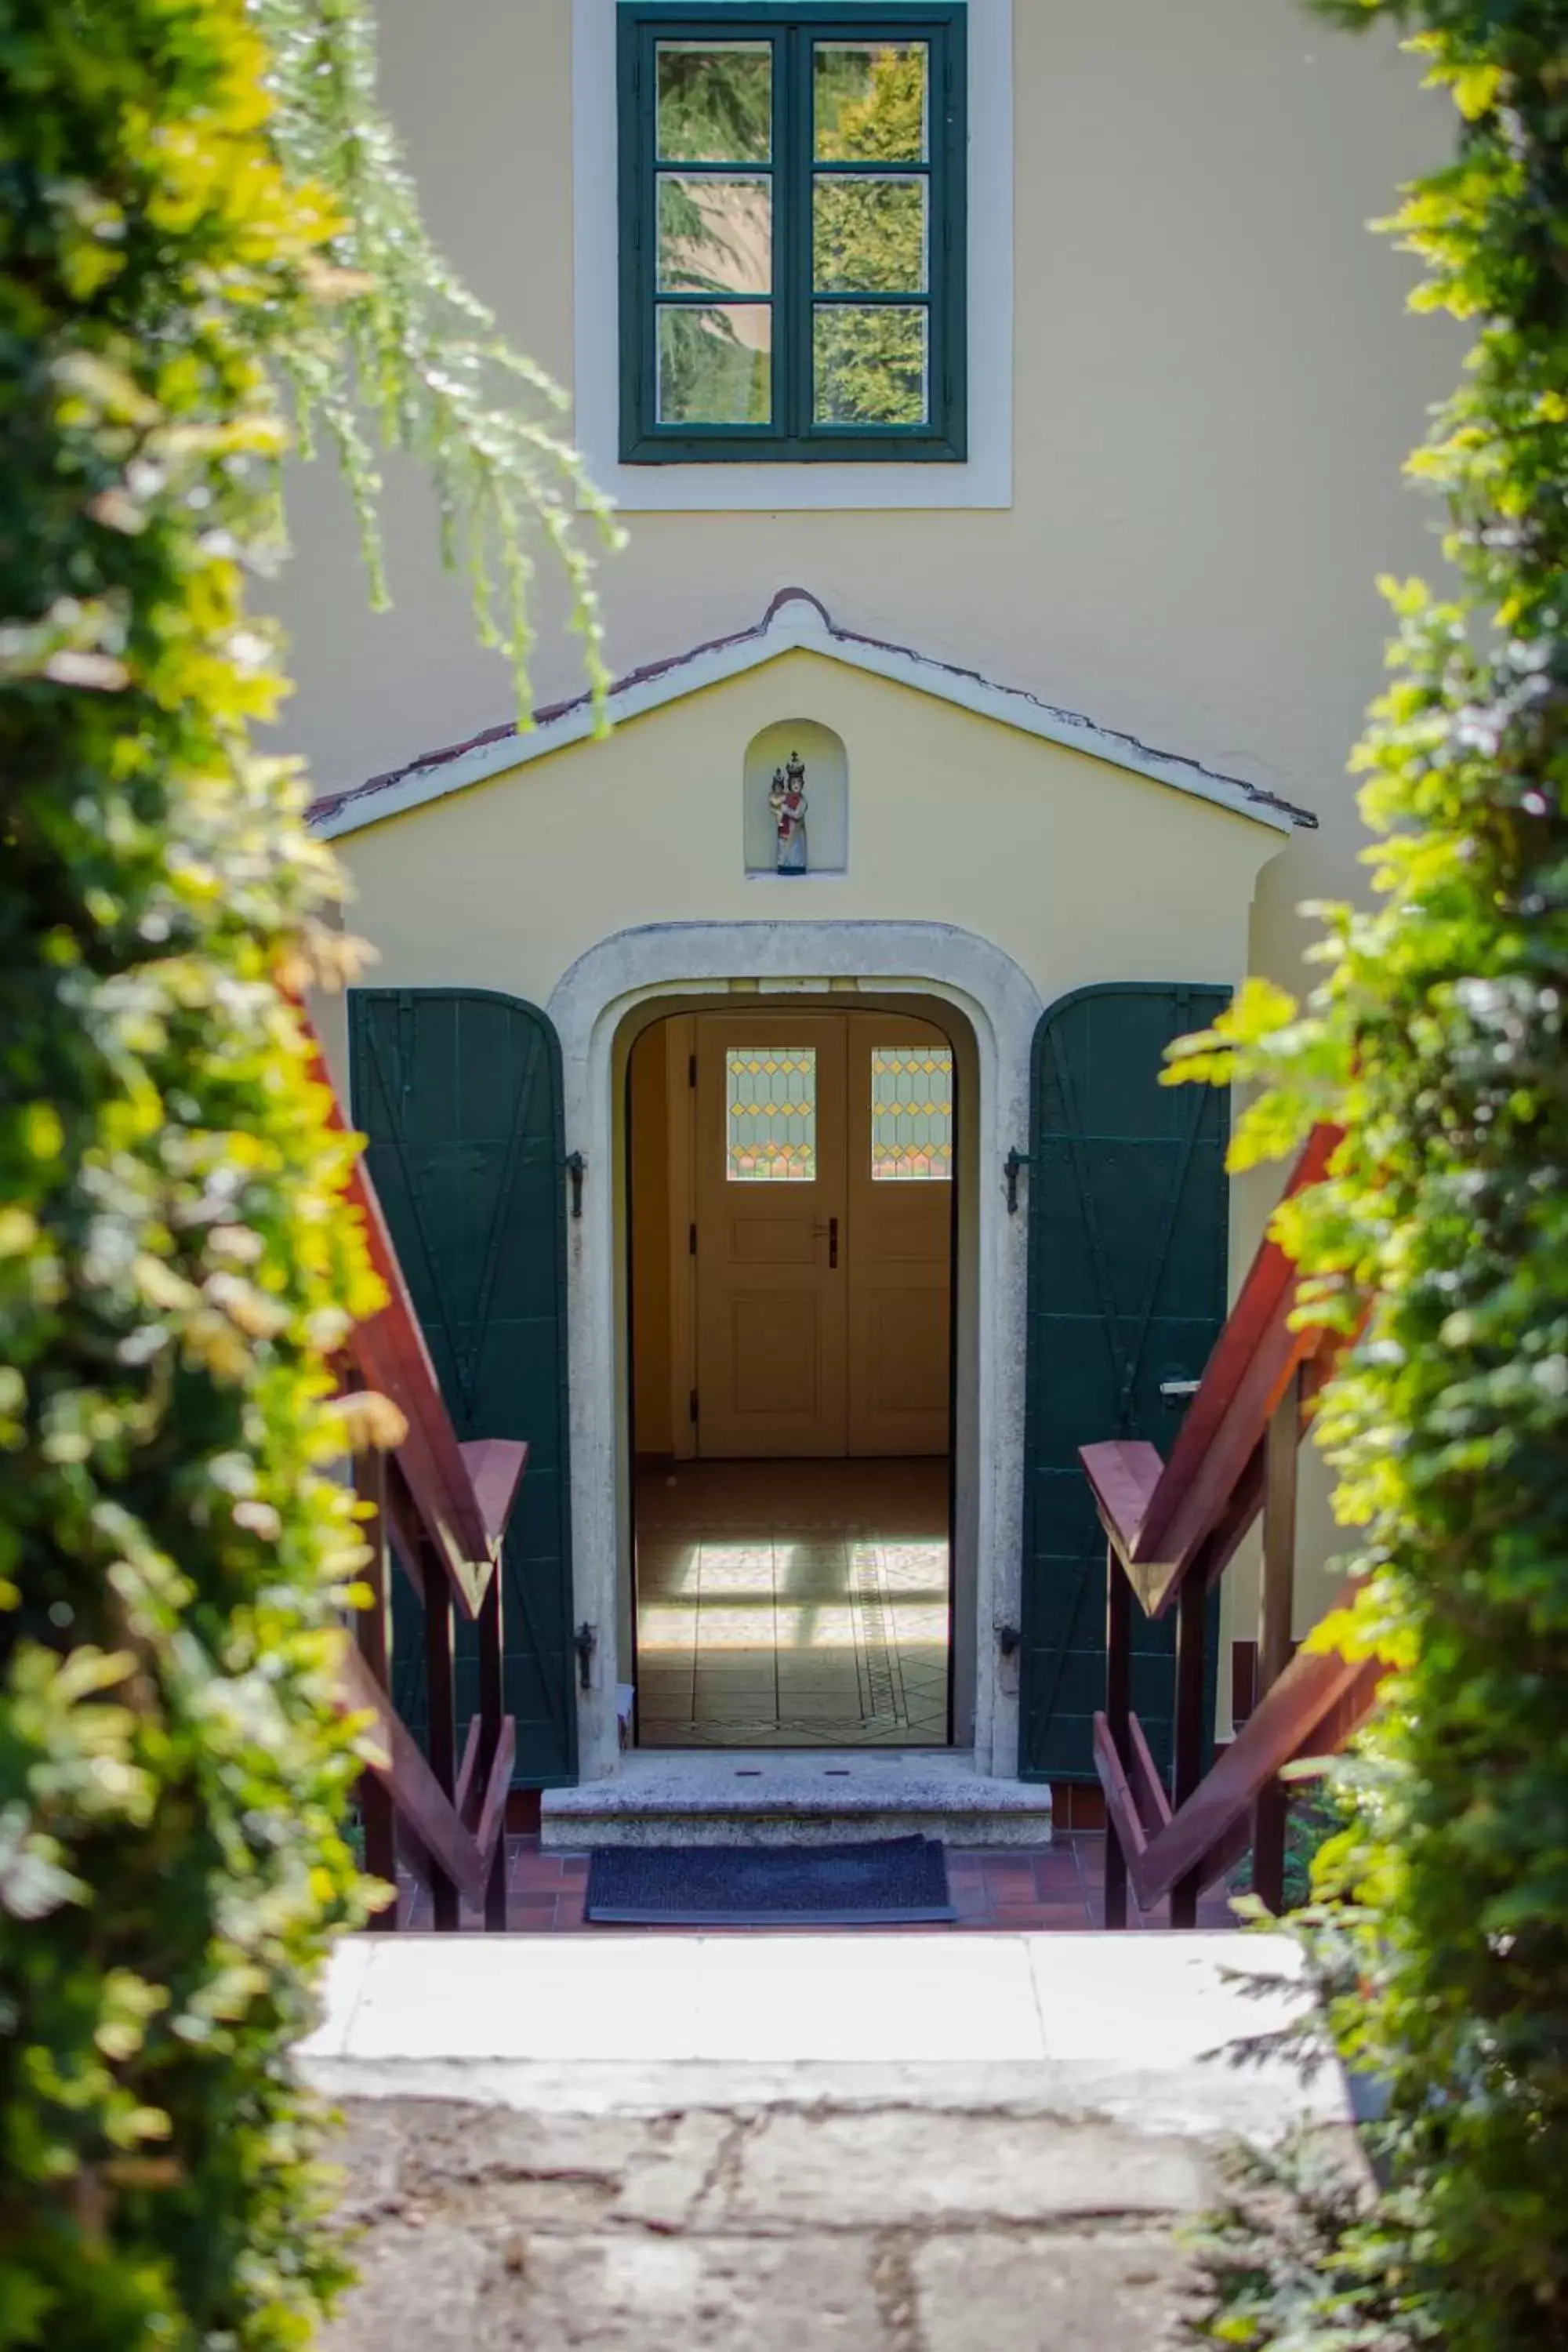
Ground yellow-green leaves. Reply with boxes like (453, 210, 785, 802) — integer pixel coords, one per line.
(1182, 6, 1568, 2350)
(1, 4, 379, 2343)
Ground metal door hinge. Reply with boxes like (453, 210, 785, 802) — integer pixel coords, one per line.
(688, 1053, 697, 1088)
(689, 1222, 698, 1257)
(564, 1150, 585, 1220)
(574, 1621, 597, 1693)
(689, 1388, 699, 1425)
(1004, 1148, 1029, 1214)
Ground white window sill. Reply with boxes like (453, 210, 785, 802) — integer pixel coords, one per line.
(744, 869, 851, 885)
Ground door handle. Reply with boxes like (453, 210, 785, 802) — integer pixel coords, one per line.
(812, 1216, 840, 1269)
(1160, 1378, 1201, 1402)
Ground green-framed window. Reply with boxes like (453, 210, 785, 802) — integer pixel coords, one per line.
(617, 3, 967, 463)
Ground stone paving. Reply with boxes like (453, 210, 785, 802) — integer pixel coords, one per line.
(304, 1931, 1333, 2350)
(322, 2092, 1212, 2351)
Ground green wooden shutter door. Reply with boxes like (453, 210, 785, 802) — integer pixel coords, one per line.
(350, 987, 577, 1788)
(1018, 982, 1231, 1784)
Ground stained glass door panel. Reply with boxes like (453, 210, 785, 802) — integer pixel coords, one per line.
(726, 1044, 819, 1181)
(870, 1044, 953, 1182)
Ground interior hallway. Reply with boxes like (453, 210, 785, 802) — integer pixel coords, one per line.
(633, 1457, 951, 1748)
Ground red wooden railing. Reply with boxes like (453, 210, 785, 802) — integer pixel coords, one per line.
(1080, 1123, 1385, 1926)
(309, 1018, 527, 1931)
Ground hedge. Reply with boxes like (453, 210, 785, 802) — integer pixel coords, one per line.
(1172, 5, 1568, 2345)
(0, 2, 608, 2343)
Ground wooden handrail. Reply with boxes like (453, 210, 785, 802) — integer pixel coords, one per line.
(342, 1646, 517, 1910)
(1078, 1123, 1382, 1928)
(294, 1003, 527, 1933)
(1082, 1123, 1345, 1616)
(1094, 1584, 1385, 1913)
(302, 1014, 501, 1620)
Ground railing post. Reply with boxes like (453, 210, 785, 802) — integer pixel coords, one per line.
(1104, 1543, 1132, 1930)
(422, 1544, 461, 1932)
(1170, 1566, 1209, 1929)
(352, 1445, 400, 1926)
(477, 1560, 509, 1932)
(1252, 1368, 1301, 1913)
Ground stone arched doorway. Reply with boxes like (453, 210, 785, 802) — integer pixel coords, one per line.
(546, 920, 1044, 1783)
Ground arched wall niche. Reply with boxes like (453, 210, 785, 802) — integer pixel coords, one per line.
(742, 717, 848, 877)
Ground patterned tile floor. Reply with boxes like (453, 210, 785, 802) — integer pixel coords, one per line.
(633, 1457, 952, 1749)
(400, 1835, 1240, 1934)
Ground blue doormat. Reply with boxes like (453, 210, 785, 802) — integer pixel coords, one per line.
(585, 1836, 955, 1926)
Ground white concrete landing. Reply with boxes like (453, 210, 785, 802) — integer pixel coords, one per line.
(541, 1748, 1054, 1849)
(298, 1928, 1342, 2141)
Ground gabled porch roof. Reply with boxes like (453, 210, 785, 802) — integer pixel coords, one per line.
(307, 589, 1317, 840)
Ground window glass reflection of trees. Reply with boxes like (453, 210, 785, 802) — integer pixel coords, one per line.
(813, 42, 931, 425)
(649, 37, 933, 431)
(655, 45, 774, 425)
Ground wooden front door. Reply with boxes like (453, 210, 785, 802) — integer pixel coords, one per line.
(848, 1017, 953, 1457)
(693, 1011, 953, 1460)
(695, 1014, 850, 1457)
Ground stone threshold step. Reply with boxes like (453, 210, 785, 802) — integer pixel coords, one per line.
(542, 1751, 1054, 1850)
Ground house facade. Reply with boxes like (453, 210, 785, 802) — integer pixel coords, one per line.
(289, 0, 1447, 1805)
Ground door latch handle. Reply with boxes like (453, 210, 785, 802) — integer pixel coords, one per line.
(1160, 1378, 1201, 1402)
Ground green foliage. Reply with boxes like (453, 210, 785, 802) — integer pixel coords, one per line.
(0, 0, 608, 2343)
(1232, 1785, 1348, 1915)
(1167, 6, 1568, 2345)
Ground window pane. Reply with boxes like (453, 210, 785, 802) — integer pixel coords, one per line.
(871, 1048, 953, 1183)
(658, 175, 771, 295)
(657, 42, 771, 162)
(814, 42, 928, 162)
(813, 305, 927, 426)
(658, 305, 772, 425)
(728, 1048, 818, 1182)
(813, 174, 927, 294)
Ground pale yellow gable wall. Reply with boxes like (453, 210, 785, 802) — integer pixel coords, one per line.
(328, 652, 1278, 1010)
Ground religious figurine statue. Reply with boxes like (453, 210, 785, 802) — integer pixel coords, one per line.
(769, 750, 809, 876)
